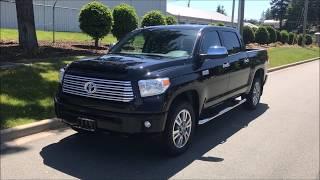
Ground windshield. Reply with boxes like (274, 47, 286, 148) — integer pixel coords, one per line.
(110, 28, 199, 59)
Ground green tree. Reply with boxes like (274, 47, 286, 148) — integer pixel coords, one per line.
(111, 4, 138, 40)
(255, 27, 270, 44)
(141, 10, 166, 27)
(165, 15, 178, 25)
(285, 0, 320, 31)
(216, 5, 227, 15)
(243, 26, 255, 44)
(79, 1, 113, 47)
(270, 0, 290, 29)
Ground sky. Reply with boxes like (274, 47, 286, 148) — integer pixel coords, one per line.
(168, 0, 271, 20)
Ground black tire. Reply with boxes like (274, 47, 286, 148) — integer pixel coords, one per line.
(162, 101, 196, 156)
(244, 77, 262, 110)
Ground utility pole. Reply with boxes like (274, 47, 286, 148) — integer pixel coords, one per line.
(187, 0, 191, 7)
(231, 0, 235, 28)
(237, 0, 245, 36)
(302, 0, 309, 47)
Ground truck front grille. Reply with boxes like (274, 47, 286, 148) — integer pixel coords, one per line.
(62, 74, 134, 102)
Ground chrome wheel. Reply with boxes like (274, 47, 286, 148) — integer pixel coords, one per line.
(252, 81, 261, 106)
(172, 109, 192, 149)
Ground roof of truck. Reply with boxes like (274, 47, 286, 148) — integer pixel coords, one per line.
(142, 25, 237, 32)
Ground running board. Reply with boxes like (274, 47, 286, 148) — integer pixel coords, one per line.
(198, 99, 247, 125)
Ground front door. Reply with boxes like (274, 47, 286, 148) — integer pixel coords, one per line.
(197, 30, 229, 108)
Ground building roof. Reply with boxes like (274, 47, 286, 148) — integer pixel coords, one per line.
(167, 4, 232, 23)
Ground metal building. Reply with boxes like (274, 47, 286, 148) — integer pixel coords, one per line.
(0, 0, 166, 32)
(0, 0, 233, 32)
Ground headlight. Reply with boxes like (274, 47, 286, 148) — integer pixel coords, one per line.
(138, 78, 170, 97)
(59, 68, 65, 83)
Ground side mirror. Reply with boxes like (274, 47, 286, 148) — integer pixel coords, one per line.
(200, 46, 228, 60)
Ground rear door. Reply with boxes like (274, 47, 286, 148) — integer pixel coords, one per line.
(220, 31, 251, 92)
(198, 30, 229, 107)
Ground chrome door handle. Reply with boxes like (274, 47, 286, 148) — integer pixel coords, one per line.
(222, 63, 230, 68)
(244, 58, 250, 63)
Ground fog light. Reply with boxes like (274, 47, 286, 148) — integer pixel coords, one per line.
(144, 121, 151, 128)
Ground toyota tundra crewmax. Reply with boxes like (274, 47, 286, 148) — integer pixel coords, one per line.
(55, 25, 268, 155)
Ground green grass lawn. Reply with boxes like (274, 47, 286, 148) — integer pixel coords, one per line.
(0, 56, 83, 129)
(268, 46, 319, 68)
(0, 28, 116, 44)
(0, 46, 319, 129)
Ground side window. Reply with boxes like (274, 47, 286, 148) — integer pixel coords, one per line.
(221, 31, 241, 54)
(199, 31, 221, 54)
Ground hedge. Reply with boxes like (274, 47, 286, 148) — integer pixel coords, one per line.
(243, 26, 255, 44)
(79, 1, 112, 47)
(165, 15, 178, 25)
(266, 26, 277, 43)
(111, 4, 138, 40)
(141, 10, 166, 27)
(280, 30, 289, 44)
(255, 26, 269, 44)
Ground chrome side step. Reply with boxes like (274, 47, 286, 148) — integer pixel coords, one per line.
(198, 98, 247, 125)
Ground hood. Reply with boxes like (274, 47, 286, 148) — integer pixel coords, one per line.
(65, 54, 191, 80)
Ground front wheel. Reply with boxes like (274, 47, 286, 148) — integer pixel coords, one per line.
(244, 77, 262, 110)
(162, 101, 196, 156)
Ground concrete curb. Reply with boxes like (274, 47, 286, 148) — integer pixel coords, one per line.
(0, 118, 66, 142)
(268, 57, 319, 73)
(1, 57, 319, 142)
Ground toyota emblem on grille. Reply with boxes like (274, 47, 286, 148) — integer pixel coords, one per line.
(84, 82, 97, 94)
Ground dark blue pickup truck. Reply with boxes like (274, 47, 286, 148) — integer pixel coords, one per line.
(55, 25, 268, 155)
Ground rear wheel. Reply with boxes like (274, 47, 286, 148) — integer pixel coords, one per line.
(162, 101, 196, 156)
(244, 77, 262, 110)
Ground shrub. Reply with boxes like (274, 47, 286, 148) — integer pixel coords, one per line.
(255, 27, 269, 44)
(288, 32, 296, 44)
(276, 30, 281, 42)
(165, 15, 177, 25)
(79, 1, 112, 47)
(252, 26, 258, 32)
(280, 30, 289, 44)
(305, 34, 313, 45)
(141, 10, 166, 27)
(266, 26, 277, 43)
(243, 26, 255, 44)
(216, 22, 225, 26)
(111, 4, 138, 40)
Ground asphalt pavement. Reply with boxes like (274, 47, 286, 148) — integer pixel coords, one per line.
(1, 60, 319, 179)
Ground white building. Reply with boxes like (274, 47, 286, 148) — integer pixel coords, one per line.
(0, 0, 233, 32)
(167, 4, 234, 26)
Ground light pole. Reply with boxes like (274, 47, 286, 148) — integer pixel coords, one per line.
(231, 0, 235, 28)
(237, 0, 245, 36)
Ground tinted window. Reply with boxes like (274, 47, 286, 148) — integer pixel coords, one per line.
(200, 31, 221, 54)
(221, 31, 241, 54)
(110, 29, 198, 59)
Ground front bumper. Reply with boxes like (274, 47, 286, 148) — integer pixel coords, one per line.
(54, 97, 167, 134)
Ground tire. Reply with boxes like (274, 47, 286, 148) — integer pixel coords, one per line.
(244, 77, 262, 110)
(162, 101, 196, 156)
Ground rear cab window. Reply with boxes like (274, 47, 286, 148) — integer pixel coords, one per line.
(221, 31, 241, 54)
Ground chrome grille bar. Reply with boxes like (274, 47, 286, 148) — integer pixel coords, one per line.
(62, 74, 134, 102)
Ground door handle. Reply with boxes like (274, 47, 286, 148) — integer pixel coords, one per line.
(244, 58, 250, 63)
(222, 62, 230, 68)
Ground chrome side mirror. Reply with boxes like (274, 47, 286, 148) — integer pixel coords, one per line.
(200, 46, 228, 59)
